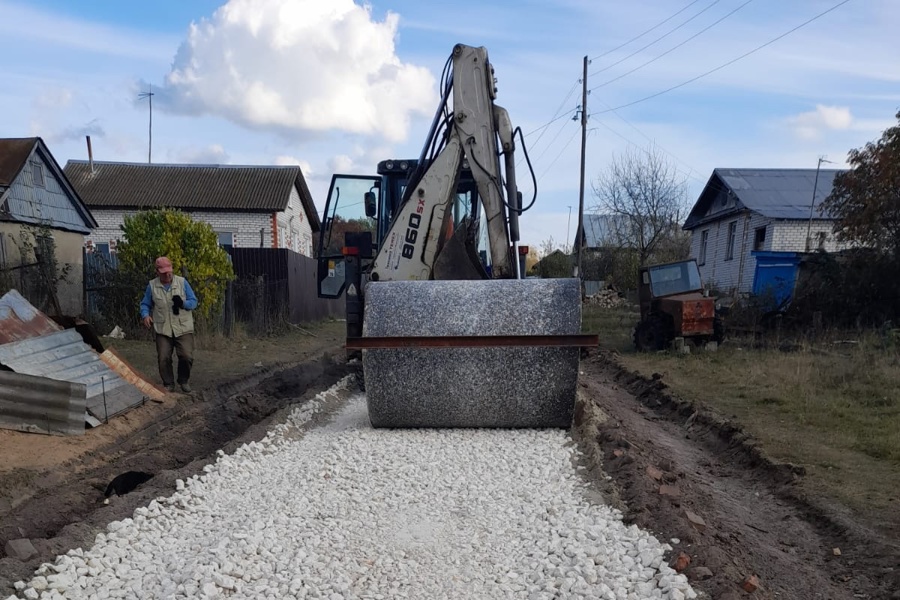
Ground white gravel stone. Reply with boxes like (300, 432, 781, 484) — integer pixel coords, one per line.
(14, 378, 694, 599)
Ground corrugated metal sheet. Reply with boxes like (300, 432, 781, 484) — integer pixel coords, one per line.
(0, 138, 36, 187)
(716, 168, 843, 220)
(0, 370, 87, 436)
(65, 160, 321, 231)
(0, 329, 145, 422)
(0, 289, 63, 345)
(65, 160, 296, 211)
(0, 137, 97, 232)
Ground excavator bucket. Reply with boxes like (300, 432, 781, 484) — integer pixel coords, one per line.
(356, 278, 586, 428)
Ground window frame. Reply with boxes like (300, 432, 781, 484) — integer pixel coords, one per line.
(754, 226, 766, 251)
(698, 229, 709, 266)
(725, 221, 738, 261)
(32, 162, 46, 188)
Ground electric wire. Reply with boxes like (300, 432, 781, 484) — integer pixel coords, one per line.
(591, 0, 756, 91)
(589, 0, 724, 77)
(590, 0, 705, 61)
(594, 0, 854, 114)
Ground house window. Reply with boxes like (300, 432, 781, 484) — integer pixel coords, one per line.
(754, 226, 766, 251)
(94, 243, 111, 260)
(725, 221, 737, 261)
(698, 230, 709, 266)
(217, 231, 234, 251)
(817, 231, 827, 250)
(32, 162, 45, 187)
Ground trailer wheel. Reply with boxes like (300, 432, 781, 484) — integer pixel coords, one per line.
(634, 317, 668, 352)
(713, 316, 726, 344)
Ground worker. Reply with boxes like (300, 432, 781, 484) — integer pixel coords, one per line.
(140, 256, 199, 393)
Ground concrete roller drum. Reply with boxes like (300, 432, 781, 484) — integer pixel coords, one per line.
(362, 278, 582, 428)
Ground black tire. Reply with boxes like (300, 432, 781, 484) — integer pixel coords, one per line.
(634, 317, 669, 352)
(713, 316, 726, 344)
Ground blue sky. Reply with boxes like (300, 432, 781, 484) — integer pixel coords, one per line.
(2, 0, 897, 253)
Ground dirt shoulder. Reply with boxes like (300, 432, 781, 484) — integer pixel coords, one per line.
(575, 351, 899, 600)
(0, 321, 351, 593)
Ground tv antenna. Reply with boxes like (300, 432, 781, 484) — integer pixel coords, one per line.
(138, 85, 155, 163)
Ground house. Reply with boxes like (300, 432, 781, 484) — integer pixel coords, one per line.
(0, 138, 97, 316)
(683, 168, 852, 296)
(63, 161, 320, 258)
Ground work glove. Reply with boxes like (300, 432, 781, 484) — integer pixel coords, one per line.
(173, 295, 183, 315)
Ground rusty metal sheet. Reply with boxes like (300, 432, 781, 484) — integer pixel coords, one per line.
(0, 370, 87, 436)
(0, 290, 62, 345)
(100, 348, 166, 401)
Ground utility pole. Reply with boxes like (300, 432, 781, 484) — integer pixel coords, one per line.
(138, 85, 155, 163)
(805, 156, 834, 251)
(574, 55, 588, 280)
(566, 205, 573, 252)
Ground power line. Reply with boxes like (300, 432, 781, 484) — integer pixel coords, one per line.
(594, 0, 854, 115)
(591, 0, 756, 92)
(527, 79, 580, 148)
(589, 0, 723, 77)
(539, 125, 581, 180)
(590, 0, 705, 61)
(525, 107, 578, 138)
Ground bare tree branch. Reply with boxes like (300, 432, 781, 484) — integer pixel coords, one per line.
(591, 145, 689, 265)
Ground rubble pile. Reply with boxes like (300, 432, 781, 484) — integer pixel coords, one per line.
(585, 288, 628, 308)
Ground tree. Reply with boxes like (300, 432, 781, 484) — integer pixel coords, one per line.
(116, 209, 235, 319)
(823, 111, 900, 257)
(591, 146, 689, 266)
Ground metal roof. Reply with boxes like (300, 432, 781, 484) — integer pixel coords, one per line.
(64, 160, 321, 230)
(584, 214, 629, 248)
(0, 138, 37, 187)
(0, 328, 144, 422)
(685, 168, 845, 229)
(0, 138, 98, 231)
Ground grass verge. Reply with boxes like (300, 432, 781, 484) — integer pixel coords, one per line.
(583, 304, 900, 531)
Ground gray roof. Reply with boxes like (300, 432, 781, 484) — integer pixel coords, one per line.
(583, 214, 626, 248)
(64, 160, 320, 231)
(685, 168, 845, 229)
(0, 137, 98, 232)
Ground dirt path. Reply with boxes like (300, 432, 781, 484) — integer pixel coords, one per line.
(575, 352, 899, 600)
(2, 340, 896, 598)
(0, 335, 353, 592)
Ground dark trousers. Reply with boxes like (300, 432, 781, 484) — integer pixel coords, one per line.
(155, 333, 194, 385)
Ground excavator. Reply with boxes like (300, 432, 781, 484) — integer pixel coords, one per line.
(316, 44, 596, 428)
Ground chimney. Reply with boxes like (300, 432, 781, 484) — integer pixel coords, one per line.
(86, 135, 94, 173)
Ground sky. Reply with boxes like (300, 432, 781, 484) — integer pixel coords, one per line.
(1, 0, 898, 253)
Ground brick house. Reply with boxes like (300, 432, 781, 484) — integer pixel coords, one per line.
(0, 138, 97, 315)
(684, 168, 852, 296)
(63, 161, 320, 258)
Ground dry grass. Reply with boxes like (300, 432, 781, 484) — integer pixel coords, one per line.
(102, 320, 346, 390)
(582, 304, 900, 521)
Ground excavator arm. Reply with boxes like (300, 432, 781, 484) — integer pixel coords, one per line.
(371, 44, 520, 283)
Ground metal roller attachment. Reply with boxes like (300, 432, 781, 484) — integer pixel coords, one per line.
(360, 278, 588, 428)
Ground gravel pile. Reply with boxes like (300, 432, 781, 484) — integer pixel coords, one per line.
(9, 379, 696, 600)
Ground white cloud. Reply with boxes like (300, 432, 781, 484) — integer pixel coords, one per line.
(274, 155, 313, 176)
(159, 0, 436, 142)
(788, 105, 853, 141)
(171, 144, 230, 164)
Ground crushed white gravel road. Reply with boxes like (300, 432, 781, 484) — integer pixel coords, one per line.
(9, 379, 696, 600)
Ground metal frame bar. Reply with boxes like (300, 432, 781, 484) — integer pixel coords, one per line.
(346, 334, 598, 349)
